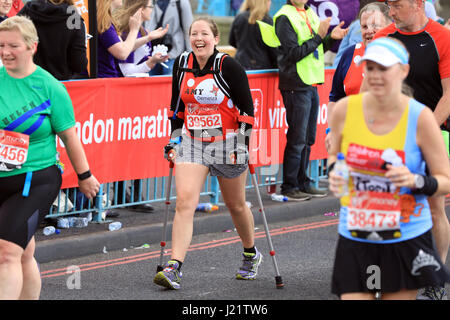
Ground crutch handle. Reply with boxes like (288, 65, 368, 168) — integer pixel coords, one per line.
(169, 160, 174, 168)
(248, 163, 256, 175)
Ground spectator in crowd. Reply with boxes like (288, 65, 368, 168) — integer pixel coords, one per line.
(229, 0, 278, 70)
(97, 0, 140, 78)
(144, 0, 193, 76)
(0, 0, 11, 23)
(7, 0, 22, 16)
(326, 2, 391, 153)
(372, 0, 450, 300)
(97, 0, 157, 212)
(0, 15, 100, 299)
(334, 0, 444, 67)
(18, 0, 88, 80)
(329, 3, 391, 109)
(328, 36, 450, 300)
(114, 0, 169, 76)
(0, 0, 11, 67)
(273, 0, 347, 201)
(332, 0, 375, 67)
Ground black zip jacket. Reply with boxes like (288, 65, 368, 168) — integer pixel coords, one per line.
(18, 0, 88, 80)
(275, 5, 335, 90)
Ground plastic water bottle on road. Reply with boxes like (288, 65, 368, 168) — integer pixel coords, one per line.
(108, 222, 122, 231)
(270, 194, 288, 202)
(43, 226, 59, 236)
(196, 203, 219, 212)
(334, 152, 349, 197)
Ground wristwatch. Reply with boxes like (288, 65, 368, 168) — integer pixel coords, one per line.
(414, 174, 425, 189)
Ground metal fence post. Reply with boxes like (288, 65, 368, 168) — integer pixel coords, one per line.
(210, 176, 220, 204)
(310, 160, 319, 188)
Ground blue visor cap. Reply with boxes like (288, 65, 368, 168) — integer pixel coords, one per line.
(359, 37, 409, 67)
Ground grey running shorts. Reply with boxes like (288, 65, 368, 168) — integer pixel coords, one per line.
(175, 134, 247, 179)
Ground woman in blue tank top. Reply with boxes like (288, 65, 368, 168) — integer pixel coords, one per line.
(327, 37, 450, 300)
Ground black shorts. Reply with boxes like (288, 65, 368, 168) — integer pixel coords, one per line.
(0, 165, 62, 249)
(331, 230, 450, 297)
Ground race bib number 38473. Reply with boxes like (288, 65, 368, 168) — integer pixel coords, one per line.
(0, 130, 29, 171)
(347, 191, 401, 233)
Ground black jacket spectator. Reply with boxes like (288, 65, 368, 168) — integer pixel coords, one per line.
(229, 10, 277, 70)
(18, 0, 88, 80)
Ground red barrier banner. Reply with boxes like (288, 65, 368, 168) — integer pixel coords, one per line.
(59, 70, 334, 188)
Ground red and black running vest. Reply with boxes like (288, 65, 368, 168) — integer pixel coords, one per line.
(170, 52, 253, 142)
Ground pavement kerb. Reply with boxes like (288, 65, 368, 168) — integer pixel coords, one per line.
(35, 196, 340, 263)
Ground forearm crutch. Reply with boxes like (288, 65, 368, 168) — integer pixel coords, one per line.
(249, 164, 284, 289)
(156, 158, 175, 273)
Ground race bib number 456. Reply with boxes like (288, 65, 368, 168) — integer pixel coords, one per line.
(0, 130, 29, 171)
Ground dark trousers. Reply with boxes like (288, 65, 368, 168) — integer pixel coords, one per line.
(280, 87, 319, 194)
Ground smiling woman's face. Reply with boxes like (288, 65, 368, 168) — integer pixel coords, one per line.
(189, 20, 219, 62)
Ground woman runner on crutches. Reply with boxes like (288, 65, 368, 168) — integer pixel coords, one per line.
(153, 17, 259, 290)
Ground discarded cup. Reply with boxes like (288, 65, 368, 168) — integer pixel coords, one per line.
(265, 177, 276, 194)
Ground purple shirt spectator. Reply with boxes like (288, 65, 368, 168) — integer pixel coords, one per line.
(98, 24, 122, 78)
(307, 0, 359, 52)
(118, 30, 153, 76)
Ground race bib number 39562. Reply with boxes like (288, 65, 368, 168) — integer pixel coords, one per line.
(0, 130, 29, 171)
(186, 114, 222, 130)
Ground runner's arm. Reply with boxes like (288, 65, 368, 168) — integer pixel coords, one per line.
(222, 56, 254, 148)
(57, 127, 100, 199)
(416, 106, 450, 196)
(432, 77, 450, 126)
(169, 55, 185, 139)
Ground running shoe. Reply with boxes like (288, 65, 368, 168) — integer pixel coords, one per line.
(300, 186, 328, 198)
(236, 249, 263, 280)
(282, 190, 311, 202)
(416, 286, 448, 300)
(153, 260, 182, 290)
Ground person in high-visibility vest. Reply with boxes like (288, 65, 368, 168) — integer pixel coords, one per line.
(259, 0, 348, 201)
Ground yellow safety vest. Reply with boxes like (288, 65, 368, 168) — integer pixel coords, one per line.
(258, 5, 325, 85)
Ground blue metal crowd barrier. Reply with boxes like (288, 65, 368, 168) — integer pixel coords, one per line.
(46, 159, 328, 222)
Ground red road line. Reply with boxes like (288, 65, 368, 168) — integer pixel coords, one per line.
(40, 219, 338, 275)
(40, 219, 339, 278)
